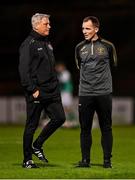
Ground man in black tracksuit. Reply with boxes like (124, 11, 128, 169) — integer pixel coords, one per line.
(75, 16, 117, 168)
(19, 13, 65, 168)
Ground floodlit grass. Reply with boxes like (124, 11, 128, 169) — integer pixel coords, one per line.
(0, 124, 135, 179)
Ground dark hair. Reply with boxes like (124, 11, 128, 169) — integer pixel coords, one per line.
(83, 16, 100, 28)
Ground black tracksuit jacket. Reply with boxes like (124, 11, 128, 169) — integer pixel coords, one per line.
(75, 38, 117, 96)
(19, 30, 60, 100)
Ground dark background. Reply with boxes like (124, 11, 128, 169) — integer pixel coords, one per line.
(0, 0, 135, 97)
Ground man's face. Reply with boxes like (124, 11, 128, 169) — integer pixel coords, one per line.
(36, 17, 51, 36)
(82, 20, 98, 41)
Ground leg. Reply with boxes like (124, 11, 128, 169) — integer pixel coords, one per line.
(95, 94, 113, 167)
(23, 100, 42, 162)
(33, 96, 65, 148)
(78, 96, 95, 163)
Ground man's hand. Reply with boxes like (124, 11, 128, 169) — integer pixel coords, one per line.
(33, 90, 39, 98)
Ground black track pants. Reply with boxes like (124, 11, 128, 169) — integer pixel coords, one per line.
(78, 94, 113, 161)
(23, 96, 65, 162)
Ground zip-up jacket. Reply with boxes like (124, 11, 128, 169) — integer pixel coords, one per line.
(19, 30, 60, 99)
(75, 38, 117, 96)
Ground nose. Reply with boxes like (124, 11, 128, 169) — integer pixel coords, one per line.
(83, 29, 87, 34)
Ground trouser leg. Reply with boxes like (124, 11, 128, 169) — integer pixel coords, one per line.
(33, 97, 66, 149)
(23, 101, 42, 162)
(96, 94, 113, 160)
(78, 96, 95, 162)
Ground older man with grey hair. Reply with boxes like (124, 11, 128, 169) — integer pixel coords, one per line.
(19, 13, 66, 168)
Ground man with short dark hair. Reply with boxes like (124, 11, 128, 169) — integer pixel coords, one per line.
(75, 16, 117, 168)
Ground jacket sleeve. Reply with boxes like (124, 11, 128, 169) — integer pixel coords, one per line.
(110, 43, 118, 67)
(75, 46, 80, 70)
(109, 42, 118, 77)
(18, 42, 37, 93)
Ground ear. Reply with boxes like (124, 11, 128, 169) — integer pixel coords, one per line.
(34, 27, 37, 31)
(34, 25, 38, 30)
(95, 27, 99, 33)
(34, 23, 40, 31)
(33, 26, 38, 31)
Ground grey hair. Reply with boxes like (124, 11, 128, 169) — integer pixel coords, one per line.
(31, 13, 50, 28)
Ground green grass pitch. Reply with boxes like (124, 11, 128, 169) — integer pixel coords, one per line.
(0, 125, 135, 179)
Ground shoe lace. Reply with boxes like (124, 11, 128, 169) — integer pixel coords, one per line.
(34, 148, 45, 158)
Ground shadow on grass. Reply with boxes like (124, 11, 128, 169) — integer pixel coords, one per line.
(91, 163, 103, 167)
(36, 163, 62, 168)
(73, 162, 103, 168)
(13, 162, 62, 168)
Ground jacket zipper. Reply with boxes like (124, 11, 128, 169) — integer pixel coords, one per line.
(91, 41, 94, 55)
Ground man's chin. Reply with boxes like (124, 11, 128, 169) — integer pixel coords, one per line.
(85, 37, 90, 41)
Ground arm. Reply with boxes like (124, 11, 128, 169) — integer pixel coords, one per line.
(18, 42, 38, 93)
(110, 43, 117, 67)
(109, 43, 118, 76)
(75, 46, 80, 70)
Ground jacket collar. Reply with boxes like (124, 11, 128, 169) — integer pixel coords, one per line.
(85, 36, 101, 44)
(30, 30, 48, 41)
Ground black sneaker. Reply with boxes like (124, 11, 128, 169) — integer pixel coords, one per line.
(22, 160, 38, 168)
(32, 147, 48, 163)
(103, 159, 112, 168)
(76, 159, 90, 167)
